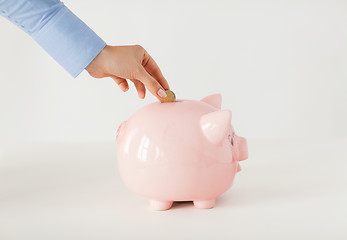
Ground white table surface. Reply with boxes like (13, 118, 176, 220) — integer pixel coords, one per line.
(1, 138, 346, 240)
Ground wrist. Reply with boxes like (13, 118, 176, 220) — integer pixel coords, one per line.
(85, 45, 109, 77)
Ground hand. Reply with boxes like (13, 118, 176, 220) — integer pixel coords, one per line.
(85, 45, 169, 100)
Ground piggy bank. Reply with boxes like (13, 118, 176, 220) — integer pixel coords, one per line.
(116, 94, 248, 210)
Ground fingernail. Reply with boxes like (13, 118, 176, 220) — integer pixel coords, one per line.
(157, 89, 167, 98)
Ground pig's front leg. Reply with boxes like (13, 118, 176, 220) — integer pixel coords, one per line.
(193, 199, 216, 209)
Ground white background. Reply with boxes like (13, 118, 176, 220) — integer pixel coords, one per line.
(0, 0, 346, 239)
(0, 0, 346, 144)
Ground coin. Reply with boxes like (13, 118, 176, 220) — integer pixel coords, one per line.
(160, 90, 176, 103)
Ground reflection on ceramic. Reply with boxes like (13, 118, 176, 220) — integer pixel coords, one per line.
(116, 94, 248, 210)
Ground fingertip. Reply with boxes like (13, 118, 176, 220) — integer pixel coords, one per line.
(119, 82, 129, 92)
(157, 88, 167, 98)
(139, 94, 145, 99)
(121, 86, 129, 92)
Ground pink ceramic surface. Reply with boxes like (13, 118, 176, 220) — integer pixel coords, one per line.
(116, 94, 248, 210)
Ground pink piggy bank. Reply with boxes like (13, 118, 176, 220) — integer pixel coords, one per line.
(116, 94, 248, 210)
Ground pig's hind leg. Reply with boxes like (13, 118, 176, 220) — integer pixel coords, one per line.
(150, 200, 173, 210)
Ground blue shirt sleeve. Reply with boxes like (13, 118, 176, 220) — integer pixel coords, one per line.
(0, 0, 106, 78)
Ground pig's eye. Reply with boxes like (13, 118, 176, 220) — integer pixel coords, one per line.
(228, 134, 234, 146)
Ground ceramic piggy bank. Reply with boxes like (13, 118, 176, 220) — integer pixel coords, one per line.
(116, 94, 248, 210)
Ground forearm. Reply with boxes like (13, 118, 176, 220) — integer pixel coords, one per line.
(0, 0, 106, 77)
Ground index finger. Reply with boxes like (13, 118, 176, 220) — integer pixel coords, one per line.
(142, 53, 170, 90)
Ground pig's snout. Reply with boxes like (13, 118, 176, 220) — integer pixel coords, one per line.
(235, 136, 248, 161)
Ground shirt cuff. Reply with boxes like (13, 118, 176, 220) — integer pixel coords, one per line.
(32, 6, 106, 78)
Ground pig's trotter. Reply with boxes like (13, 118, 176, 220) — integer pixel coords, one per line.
(150, 200, 173, 210)
(193, 199, 216, 209)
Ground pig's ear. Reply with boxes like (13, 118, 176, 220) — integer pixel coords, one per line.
(200, 94, 222, 109)
(200, 110, 231, 144)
